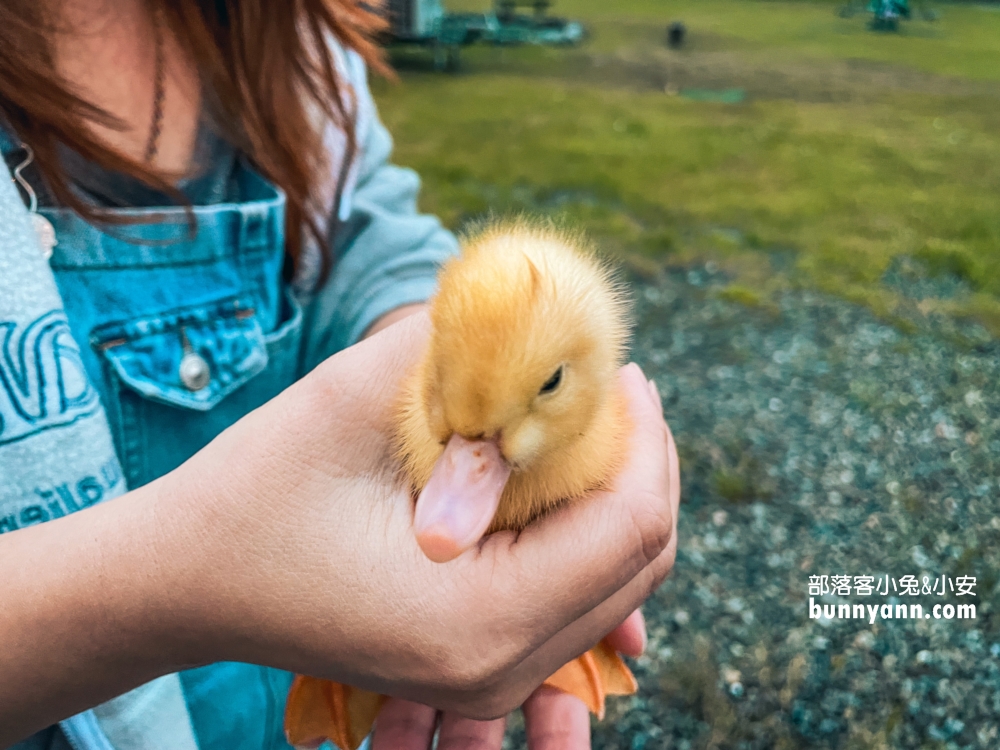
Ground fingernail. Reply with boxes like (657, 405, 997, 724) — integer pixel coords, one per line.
(648, 379, 662, 410)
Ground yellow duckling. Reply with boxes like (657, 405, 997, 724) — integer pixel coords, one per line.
(285, 221, 638, 750)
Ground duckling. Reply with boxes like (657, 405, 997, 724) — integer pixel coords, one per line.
(285, 221, 638, 750)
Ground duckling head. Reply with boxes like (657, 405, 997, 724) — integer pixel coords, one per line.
(411, 223, 629, 562)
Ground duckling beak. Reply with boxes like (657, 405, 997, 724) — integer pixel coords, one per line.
(413, 433, 512, 563)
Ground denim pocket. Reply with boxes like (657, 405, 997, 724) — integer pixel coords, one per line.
(92, 291, 303, 489)
(92, 297, 269, 412)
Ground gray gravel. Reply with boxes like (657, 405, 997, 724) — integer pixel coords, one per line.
(504, 264, 1000, 750)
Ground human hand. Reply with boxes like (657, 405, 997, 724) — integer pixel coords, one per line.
(159, 312, 679, 719)
(368, 381, 680, 750)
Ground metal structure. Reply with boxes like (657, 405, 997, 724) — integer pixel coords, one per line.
(384, 0, 584, 71)
(867, 0, 911, 31)
(838, 0, 937, 31)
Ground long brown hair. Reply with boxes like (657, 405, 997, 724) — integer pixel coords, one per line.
(0, 0, 389, 278)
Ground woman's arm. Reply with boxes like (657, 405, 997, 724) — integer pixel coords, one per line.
(0, 313, 678, 745)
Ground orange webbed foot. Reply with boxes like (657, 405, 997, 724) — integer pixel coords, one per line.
(541, 639, 638, 719)
(285, 675, 385, 750)
(285, 642, 636, 748)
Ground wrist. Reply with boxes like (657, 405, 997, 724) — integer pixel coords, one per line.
(115, 474, 221, 669)
(140, 456, 260, 669)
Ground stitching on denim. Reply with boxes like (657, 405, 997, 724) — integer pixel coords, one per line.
(90, 298, 258, 347)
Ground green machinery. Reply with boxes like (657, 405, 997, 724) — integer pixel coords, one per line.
(838, 0, 937, 31)
(384, 0, 584, 70)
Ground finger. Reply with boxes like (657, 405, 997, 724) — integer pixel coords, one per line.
(462, 453, 679, 719)
(510, 388, 675, 681)
(522, 687, 591, 750)
(371, 698, 438, 750)
(525, 413, 679, 676)
(467, 362, 675, 652)
(437, 712, 507, 750)
(487, 509, 677, 715)
(604, 608, 646, 657)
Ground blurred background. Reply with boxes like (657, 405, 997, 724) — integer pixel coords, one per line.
(373, 2, 1000, 748)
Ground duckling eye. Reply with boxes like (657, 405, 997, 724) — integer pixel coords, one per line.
(539, 365, 564, 395)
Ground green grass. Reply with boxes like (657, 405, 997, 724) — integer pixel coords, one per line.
(561, 0, 1000, 80)
(372, 0, 1000, 334)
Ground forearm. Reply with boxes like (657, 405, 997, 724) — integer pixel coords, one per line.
(0, 479, 203, 744)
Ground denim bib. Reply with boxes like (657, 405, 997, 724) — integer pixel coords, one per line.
(47, 165, 300, 490)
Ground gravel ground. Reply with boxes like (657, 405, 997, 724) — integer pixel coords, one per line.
(503, 264, 1000, 750)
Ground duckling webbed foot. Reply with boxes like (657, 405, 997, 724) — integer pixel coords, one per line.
(542, 638, 638, 719)
(285, 675, 384, 750)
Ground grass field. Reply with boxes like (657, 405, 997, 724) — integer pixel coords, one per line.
(371, 0, 1000, 337)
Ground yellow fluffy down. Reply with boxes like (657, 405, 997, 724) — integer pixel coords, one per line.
(395, 221, 632, 532)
